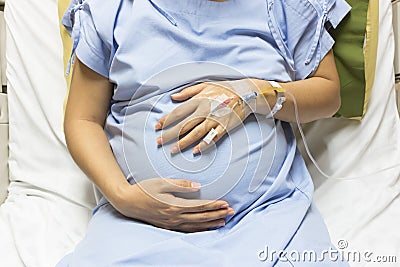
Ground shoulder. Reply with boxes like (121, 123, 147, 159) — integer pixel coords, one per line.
(85, 0, 123, 38)
(62, 0, 126, 52)
(271, 0, 350, 24)
(85, 0, 123, 21)
(62, 0, 123, 35)
(270, 0, 351, 79)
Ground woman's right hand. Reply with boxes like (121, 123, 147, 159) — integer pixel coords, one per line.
(109, 178, 234, 233)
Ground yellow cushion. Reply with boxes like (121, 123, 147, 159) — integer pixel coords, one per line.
(363, 0, 379, 119)
(58, 0, 73, 111)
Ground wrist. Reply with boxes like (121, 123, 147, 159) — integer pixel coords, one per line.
(249, 79, 277, 115)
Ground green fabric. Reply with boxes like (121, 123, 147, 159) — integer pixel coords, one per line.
(331, 0, 369, 118)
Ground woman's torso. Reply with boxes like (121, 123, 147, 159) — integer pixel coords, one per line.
(104, 0, 306, 215)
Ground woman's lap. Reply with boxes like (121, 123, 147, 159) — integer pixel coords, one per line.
(57, 188, 349, 266)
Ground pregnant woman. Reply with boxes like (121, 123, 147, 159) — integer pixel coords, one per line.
(59, 0, 351, 266)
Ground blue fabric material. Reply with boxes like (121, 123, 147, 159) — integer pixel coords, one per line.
(59, 0, 351, 266)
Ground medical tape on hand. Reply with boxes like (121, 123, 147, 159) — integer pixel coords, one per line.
(266, 91, 286, 119)
(227, 81, 257, 112)
(261, 81, 286, 119)
(210, 94, 234, 117)
(203, 128, 219, 144)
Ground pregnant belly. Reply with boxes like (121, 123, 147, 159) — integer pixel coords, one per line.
(108, 93, 288, 213)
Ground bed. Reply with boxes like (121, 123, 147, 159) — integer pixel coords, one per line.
(0, 0, 399, 266)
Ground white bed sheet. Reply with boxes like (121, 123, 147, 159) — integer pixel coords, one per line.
(0, 0, 399, 266)
(0, 185, 92, 266)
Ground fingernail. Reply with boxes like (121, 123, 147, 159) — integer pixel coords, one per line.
(191, 182, 201, 188)
(171, 145, 179, 154)
(228, 208, 235, 215)
(193, 147, 200, 155)
(218, 221, 226, 227)
(156, 137, 163, 145)
(155, 122, 162, 130)
(220, 204, 229, 209)
(171, 93, 181, 97)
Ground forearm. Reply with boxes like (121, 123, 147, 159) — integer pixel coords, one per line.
(64, 119, 128, 204)
(253, 77, 340, 123)
(253, 50, 341, 123)
(64, 59, 129, 204)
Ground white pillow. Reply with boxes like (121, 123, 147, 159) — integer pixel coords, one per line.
(6, 0, 96, 208)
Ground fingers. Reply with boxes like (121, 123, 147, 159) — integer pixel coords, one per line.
(171, 83, 207, 101)
(125, 178, 235, 233)
(159, 179, 230, 214)
(157, 112, 205, 145)
(175, 207, 235, 232)
(192, 105, 246, 154)
(176, 220, 227, 233)
(170, 118, 219, 154)
(161, 180, 231, 211)
(180, 207, 235, 223)
(161, 178, 202, 193)
(193, 124, 227, 155)
(155, 99, 199, 130)
(181, 207, 235, 222)
(175, 198, 230, 212)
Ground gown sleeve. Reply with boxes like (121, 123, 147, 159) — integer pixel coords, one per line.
(62, 0, 118, 78)
(267, 0, 351, 80)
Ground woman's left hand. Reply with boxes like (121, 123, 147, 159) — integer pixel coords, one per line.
(155, 80, 259, 154)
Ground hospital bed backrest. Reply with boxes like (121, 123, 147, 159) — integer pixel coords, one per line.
(0, 4, 8, 203)
(0, 4, 5, 86)
(393, 0, 400, 112)
(0, 93, 7, 204)
(394, 0, 400, 81)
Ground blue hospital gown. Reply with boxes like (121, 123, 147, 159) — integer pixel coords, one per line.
(58, 0, 351, 266)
